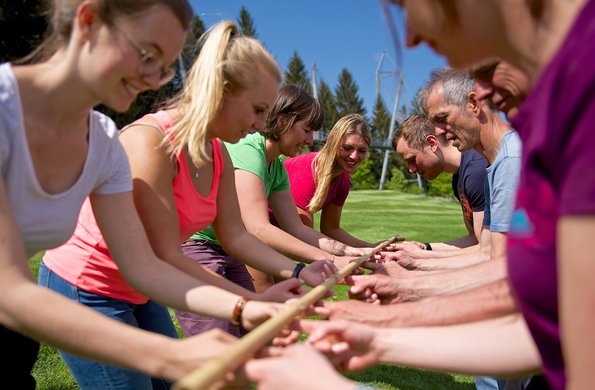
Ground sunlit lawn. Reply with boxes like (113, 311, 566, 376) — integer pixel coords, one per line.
(30, 189, 474, 389)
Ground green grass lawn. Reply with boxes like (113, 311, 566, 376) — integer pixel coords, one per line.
(30, 190, 474, 389)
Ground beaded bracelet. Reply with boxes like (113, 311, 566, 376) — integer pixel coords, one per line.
(231, 296, 249, 327)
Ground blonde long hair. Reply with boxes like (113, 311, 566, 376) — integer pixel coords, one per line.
(308, 114, 371, 213)
(167, 20, 282, 167)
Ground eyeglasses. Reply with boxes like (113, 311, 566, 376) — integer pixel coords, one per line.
(113, 24, 177, 86)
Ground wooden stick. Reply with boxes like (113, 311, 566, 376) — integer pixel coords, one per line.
(173, 236, 399, 390)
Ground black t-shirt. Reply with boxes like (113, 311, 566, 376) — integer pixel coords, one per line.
(451, 150, 488, 230)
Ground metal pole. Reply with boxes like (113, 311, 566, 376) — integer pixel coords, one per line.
(311, 63, 318, 100)
(379, 76, 403, 190)
(376, 52, 385, 98)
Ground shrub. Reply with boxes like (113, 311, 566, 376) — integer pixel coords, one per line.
(350, 158, 376, 190)
(384, 167, 406, 191)
(427, 172, 455, 198)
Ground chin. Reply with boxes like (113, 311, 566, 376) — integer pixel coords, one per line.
(106, 99, 134, 114)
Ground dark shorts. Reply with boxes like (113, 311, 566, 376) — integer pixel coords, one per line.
(174, 239, 255, 338)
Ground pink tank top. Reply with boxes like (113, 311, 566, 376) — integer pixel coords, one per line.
(43, 110, 223, 303)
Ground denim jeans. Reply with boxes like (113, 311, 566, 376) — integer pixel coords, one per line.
(475, 376, 507, 390)
(38, 261, 178, 390)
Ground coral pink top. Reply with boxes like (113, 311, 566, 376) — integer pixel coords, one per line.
(43, 110, 223, 304)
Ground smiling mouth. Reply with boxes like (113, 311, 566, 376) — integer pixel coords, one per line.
(123, 80, 144, 99)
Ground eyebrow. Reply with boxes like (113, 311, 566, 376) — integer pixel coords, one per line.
(430, 110, 448, 121)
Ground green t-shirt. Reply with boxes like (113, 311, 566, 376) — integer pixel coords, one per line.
(192, 132, 290, 245)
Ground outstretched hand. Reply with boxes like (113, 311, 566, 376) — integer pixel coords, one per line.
(300, 259, 338, 287)
(259, 278, 307, 302)
(298, 319, 382, 372)
(245, 343, 356, 390)
(173, 329, 247, 387)
(345, 274, 421, 304)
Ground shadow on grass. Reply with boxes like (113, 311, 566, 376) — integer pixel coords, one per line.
(347, 364, 475, 390)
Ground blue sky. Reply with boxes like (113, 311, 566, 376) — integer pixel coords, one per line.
(188, 0, 446, 116)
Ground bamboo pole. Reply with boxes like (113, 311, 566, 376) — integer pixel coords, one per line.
(173, 236, 399, 390)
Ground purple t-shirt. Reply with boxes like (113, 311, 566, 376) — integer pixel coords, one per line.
(507, 1, 595, 389)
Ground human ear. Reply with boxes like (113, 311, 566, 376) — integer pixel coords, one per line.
(76, 0, 99, 34)
(467, 91, 482, 117)
(426, 135, 439, 152)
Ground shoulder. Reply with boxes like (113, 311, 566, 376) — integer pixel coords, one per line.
(0, 63, 21, 130)
(226, 133, 264, 155)
(499, 131, 522, 159)
(90, 110, 119, 140)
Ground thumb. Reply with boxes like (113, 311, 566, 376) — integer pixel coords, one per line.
(281, 277, 305, 290)
(244, 358, 269, 382)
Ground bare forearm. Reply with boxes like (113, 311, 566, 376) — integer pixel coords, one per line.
(2, 280, 174, 378)
(389, 279, 517, 327)
(415, 243, 481, 259)
(403, 258, 507, 298)
(321, 226, 372, 248)
(414, 250, 490, 271)
(374, 315, 541, 376)
(249, 222, 330, 263)
(285, 222, 355, 256)
(219, 230, 296, 279)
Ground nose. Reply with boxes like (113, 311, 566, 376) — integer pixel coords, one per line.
(408, 163, 417, 174)
(405, 22, 422, 48)
(349, 150, 359, 160)
(254, 115, 266, 132)
(141, 72, 162, 91)
(474, 80, 494, 102)
(434, 124, 447, 137)
(305, 131, 314, 146)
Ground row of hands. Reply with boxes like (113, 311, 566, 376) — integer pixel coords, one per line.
(243, 240, 431, 330)
(197, 319, 385, 390)
(184, 240, 431, 388)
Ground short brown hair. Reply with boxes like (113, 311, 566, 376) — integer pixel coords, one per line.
(393, 114, 437, 150)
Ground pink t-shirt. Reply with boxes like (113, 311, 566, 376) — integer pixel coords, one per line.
(284, 152, 350, 211)
(43, 111, 223, 304)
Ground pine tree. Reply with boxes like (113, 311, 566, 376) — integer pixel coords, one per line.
(318, 79, 338, 131)
(284, 51, 312, 94)
(237, 6, 257, 37)
(371, 94, 392, 139)
(409, 87, 426, 115)
(334, 68, 367, 118)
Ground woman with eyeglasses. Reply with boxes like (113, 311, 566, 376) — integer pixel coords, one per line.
(39, 20, 336, 388)
(0, 1, 286, 388)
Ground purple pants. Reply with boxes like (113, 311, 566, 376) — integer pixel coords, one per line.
(175, 239, 255, 338)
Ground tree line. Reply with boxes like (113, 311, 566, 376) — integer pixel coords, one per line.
(0, 2, 452, 197)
